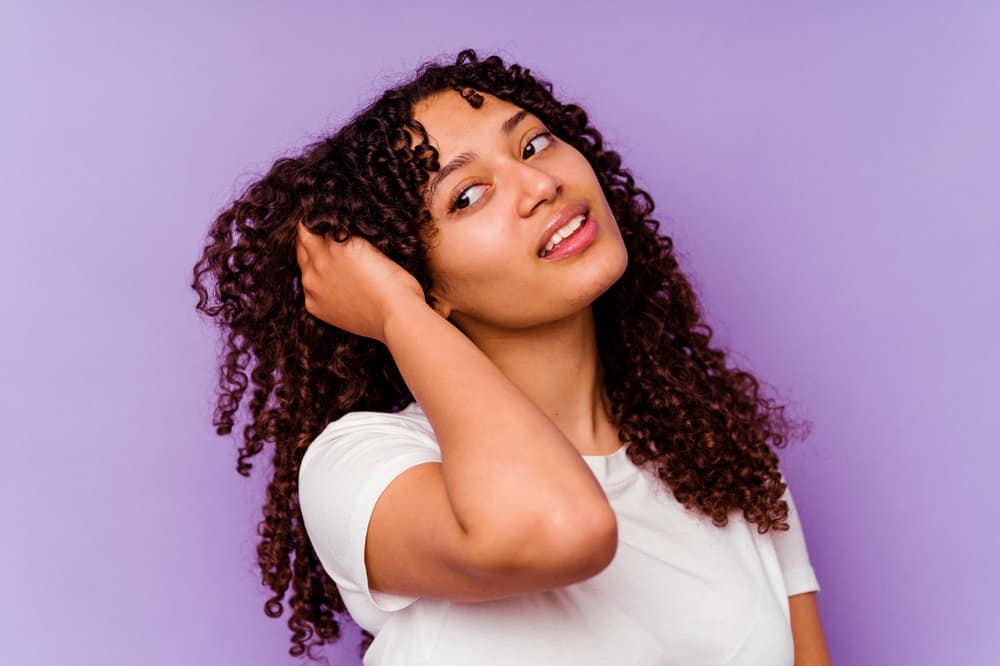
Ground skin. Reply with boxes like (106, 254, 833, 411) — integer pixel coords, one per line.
(407, 90, 833, 658)
(410, 89, 630, 456)
(790, 592, 834, 665)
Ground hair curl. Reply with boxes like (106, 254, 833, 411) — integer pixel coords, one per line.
(191, 47, 811, 662)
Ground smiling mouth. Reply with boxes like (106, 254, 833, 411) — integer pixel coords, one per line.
(538, 213, 599, 260)
(539, 213, 590, 257)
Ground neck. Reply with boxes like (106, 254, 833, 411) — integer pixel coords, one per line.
(447, 306, 620, 456)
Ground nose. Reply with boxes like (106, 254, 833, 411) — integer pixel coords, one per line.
(514, 161, 561, 219)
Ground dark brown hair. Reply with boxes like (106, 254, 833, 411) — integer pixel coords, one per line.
(191, 47, 811, 662)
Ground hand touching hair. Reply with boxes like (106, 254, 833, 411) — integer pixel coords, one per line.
(295, 221, 425, 344)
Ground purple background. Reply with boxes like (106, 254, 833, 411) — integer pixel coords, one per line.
(4, 2, 997, 664)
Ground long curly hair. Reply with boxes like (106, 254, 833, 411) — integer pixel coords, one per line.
(191, 47, 811, 662)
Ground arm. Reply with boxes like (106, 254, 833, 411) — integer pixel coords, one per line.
(381, 297, 618, 572)
(789, 591, 833, 665)
(296, 224, 616, 573)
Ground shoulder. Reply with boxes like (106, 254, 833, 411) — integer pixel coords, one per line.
(294, 402, 442, 611)
(299, 402, 439, 488)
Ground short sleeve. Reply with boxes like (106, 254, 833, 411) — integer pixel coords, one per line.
(298, 410, 442, 613)
(771, 474, 821, 596)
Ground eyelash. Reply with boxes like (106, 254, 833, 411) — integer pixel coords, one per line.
(446, 130, 556, 214)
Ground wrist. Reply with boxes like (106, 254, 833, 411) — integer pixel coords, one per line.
(380, 295, 437, 345)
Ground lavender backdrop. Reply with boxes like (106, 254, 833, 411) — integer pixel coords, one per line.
(3, 2, 997, 664)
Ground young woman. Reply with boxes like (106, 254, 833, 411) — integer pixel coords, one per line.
(192, 48, 831, 665)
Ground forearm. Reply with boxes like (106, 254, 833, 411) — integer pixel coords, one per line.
(382, 298, 614, 558)
(789, 592, 833, 665)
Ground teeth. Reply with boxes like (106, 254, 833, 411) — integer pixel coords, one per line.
(541, 214, 586, 256)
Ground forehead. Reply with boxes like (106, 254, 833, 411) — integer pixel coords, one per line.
(410, 90, 526, 153)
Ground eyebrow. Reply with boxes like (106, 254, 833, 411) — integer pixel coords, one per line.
(426, 109, 532, 206)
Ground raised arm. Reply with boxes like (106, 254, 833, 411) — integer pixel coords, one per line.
(380, 297, 618, 571)
(296, 224, 617, 602)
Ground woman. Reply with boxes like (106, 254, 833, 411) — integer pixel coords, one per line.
(192, 48, 832, 664)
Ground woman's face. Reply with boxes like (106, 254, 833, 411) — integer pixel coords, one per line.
(411, 89, 629, 331)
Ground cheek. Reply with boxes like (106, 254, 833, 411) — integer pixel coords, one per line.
(581, 163, 607, 194)
(433, 234, 525, 294)
(442, 218, 530, 268)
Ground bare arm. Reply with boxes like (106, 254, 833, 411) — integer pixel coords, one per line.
(789, 592, 833, 665)
(381, 297, 618, 573)
(295, 224, 616, 597)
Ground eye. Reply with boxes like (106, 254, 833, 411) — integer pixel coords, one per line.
(447, 183, 487, 213)
(522, 131, 554, 159)
(446, 130, 556, 214)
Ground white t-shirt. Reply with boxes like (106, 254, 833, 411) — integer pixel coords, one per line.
(298, 400, 821, 666)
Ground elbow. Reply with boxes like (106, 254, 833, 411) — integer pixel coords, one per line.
(561, 502, 619, 574)
(510, 501, 619, 580)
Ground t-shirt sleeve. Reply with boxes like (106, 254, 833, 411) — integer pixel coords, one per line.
(771, 473, 821, 596)
(297, 411, 442, 613)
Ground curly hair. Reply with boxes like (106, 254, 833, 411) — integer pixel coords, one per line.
(191, 47, 811, 662)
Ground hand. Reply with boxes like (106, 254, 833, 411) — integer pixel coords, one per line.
(295, 221, 426, 344)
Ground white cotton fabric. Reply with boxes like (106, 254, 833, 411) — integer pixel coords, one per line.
(298, 400, 821, 666)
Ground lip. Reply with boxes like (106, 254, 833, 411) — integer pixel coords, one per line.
(539, 212, 598, 260)
(537, 202, 589, 255)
